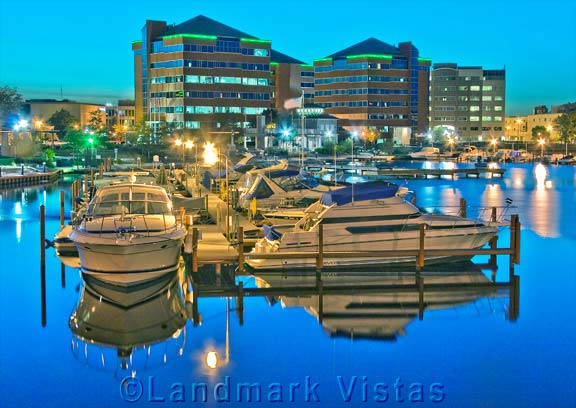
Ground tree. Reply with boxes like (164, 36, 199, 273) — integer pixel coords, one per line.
(531, 125, 550, 140)
(553, 112, 576, 144)
(134, 119, 153, 144)
(0, 86, 24, 129)
(47, 109, 76, 133)
(87, 110, 105, 134)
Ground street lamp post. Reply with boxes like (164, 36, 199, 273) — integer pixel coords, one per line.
(204, 143, 231, 239)
(538, 138, 545, 159)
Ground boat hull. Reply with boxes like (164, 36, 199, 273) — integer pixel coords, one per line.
(75, 238, 183, 285)
(246, 229, 497, 270)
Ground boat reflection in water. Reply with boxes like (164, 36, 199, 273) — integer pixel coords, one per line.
(252, 262, 510, 341)
(69, 269, 187, 373)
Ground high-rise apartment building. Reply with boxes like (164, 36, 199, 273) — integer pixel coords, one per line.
(132, 16, 273, 137)
(313, 38, 430, 141)
(430, 63, 506, 141)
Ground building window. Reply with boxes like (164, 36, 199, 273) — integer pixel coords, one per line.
(482, 116, 492, 121)
(482, 85, 493, 91)
(470, 116, 480, 121)
(470, 106, 480, 112)
(482, 96, 492, 101)
(494, 106, 503, 111)
(470, 85, 480, 91)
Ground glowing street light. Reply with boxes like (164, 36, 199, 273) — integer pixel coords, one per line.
(490, 138, 498, 154)
(538, 138, 545, 158)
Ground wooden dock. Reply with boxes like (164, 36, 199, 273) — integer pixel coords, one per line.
(0, 169, 61, 189)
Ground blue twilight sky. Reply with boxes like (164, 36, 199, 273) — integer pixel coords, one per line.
(0, 0, 574, 115)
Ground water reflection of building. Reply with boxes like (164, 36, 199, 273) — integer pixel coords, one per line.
(69, 270, 187, 372)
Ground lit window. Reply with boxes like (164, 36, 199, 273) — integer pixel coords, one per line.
(470, 85, 480, 91)
(470, 116, 480, 121)
(470, 106, 480, 112)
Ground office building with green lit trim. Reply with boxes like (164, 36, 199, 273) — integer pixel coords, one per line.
(313, 38, 431, 141)
(132, 15, 274, 137)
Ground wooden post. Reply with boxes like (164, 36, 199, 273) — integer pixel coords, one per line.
(317, 280, 324, 324)
(40, 205, 46, 269)
(417, 223, 425, 269)
(316, 224, 324, 272)
(71, 181, 76, 213)
(179, 207, 185, 225)
(59, 190, 65, 229)
(509, 214, 517, 279)
(237, 281, 244, 326)
(491, 207, 497, 222)
(238, 226, 244, 273)
(61, 262, 66, 288)
(508, 274, 520, 322)
(83, 175, 88, 199)
(40, 204, 46, 327)
(513, 215, 521, 265)
(418, 277, 424, 321)
(459, 198, 467, 218)
(192, 227, 199, 273)
(191, 282, 199, 326)
(489, 235, 498, 268)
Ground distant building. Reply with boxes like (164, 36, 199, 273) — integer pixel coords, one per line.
(24, 99, 106, 129)
(505, 113, 560, 141)
(132, 15, 274, 141)
(552, 102, 576, 114)
(429, 63, 506, 141)
(270, 49, 314, 111)
(313, 38, 431, 143)
(105, 99, 136, 129)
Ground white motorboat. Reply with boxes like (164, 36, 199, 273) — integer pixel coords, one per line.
(69, 183, 187, 285)
(409, 146, 451, 160)
(246, 181, 499, 270)
(237, 171, 341, 211)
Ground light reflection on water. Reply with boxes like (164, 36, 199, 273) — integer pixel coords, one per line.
(0, 165, 575, 407)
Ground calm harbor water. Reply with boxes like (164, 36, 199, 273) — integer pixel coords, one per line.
(0, 164, 575, 407)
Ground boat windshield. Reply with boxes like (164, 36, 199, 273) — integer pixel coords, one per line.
(89, 190, 172, 215)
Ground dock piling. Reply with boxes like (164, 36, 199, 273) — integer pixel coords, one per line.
(59, 191, 65, 229)
(459, 198, 467, 218)
(316, 224, 324, 272)
(417, 224, 425, 269)
(238, 226, 244, 273)
(40, 204, 47, 327)
(237, 281, 244, 326)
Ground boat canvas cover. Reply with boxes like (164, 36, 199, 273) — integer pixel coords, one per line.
(263, 224, 283, 241)
(321, 181, 398, 206)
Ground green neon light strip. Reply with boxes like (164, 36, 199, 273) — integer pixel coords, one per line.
(300, 64, 313, 68)
(270, 62, 279, 66)
(240, 38, 271, 44)
(162, 33, 217, 40)
(313, 57, 332, 62)
(418, 57, 432, 62)
(132, 40, 142, 45)
(347, 54, 393, 60)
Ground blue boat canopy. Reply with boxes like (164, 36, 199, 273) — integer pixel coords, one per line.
(320, 181, 399, 206)
(263, 224, 283, 241)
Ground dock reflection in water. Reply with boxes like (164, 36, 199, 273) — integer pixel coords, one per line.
(68, 269, 187, 374)
(191, 261, 518, 343)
